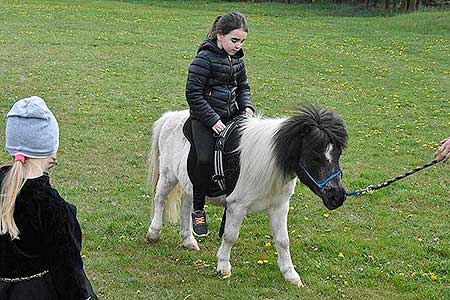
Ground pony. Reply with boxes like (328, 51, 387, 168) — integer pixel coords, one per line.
(146, 105, 348, 287)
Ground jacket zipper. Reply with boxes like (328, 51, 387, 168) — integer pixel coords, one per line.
(227, 55, 232, 120)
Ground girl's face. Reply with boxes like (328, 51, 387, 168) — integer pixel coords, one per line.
(217, 28, 247, 56)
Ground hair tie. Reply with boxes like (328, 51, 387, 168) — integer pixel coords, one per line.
(14, 154, 26, 164)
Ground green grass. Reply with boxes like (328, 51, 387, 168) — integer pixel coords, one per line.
(1, 0, 449, 299)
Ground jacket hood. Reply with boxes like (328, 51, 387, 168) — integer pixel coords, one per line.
(197, 39, 244, 59)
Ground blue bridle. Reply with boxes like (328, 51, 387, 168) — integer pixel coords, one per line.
(300, 164, 342, 189)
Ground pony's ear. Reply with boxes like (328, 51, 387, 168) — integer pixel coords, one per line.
(299, 123, 312, 136)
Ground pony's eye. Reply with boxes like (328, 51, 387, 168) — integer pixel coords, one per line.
(312, 156, 322, 163)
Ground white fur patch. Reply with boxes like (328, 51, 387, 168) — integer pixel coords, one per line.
(325, 144, 333, 163)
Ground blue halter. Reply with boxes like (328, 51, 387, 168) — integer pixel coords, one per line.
(300, 164, 342, 189)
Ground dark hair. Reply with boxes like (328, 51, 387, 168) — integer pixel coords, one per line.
(207, 12, 248, 41)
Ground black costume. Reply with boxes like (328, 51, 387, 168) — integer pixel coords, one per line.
(0, 166, 97, 300)
(185, 39, 254, 208)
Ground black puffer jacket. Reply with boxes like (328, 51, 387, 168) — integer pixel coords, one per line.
(186, 39, 254, 127)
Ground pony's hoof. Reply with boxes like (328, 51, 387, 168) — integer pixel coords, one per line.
(216, 261, 231, 275)
(184, 242, 200, 251)
(182, 236, 199, 251)
(285, 271, 304, 287)
(146, 230, 161, 243)
(290, 279, 304, 287)
(146, 236, 159, 243)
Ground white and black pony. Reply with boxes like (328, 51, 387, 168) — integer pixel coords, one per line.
(146, 105, 348, 286)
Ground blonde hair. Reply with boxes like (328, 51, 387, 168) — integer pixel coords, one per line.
(0, 160, 27, 240)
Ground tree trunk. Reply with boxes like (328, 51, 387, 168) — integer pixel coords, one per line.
(385, 0, 391, 10)
(415, 0, 421, 10)
(400, 0, 408, 11)
(393, 0, 397, 10)
(409, 0, 417, 10)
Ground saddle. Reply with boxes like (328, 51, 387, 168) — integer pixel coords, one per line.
(183, 116, 244, 198)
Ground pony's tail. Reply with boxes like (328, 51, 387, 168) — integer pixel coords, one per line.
(147, 118, 162, 193)
(147, 114, 181, 224)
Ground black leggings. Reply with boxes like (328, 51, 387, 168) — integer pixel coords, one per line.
(191, 119, 216, 211)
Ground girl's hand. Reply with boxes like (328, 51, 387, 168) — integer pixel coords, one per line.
(434, 137, 450, 162)
(243, 107, 254, 117)
(212, 120, 226, 134)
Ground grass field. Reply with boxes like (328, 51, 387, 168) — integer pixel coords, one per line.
(0, 0, 449, 299)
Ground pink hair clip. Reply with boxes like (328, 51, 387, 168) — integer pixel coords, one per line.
(14, 154, 26, 164)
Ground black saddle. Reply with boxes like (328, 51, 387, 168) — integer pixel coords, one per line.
(183, 117, 244, 198)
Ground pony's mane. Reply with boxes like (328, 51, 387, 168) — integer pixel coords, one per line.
(272, 105, 348, 178)
(230, 106, 347, 199)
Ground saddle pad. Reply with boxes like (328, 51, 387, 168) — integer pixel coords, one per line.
(183, 117, 242, 197)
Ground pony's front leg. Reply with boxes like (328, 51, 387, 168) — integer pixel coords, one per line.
(216, 205, 245, 276)
(268, 202, 304, 287)
(180, 191, 199, 251)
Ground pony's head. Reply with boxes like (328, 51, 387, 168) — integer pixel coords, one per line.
(273, 105, 348, 210)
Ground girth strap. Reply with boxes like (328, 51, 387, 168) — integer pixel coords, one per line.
(213, 117, 244, 193)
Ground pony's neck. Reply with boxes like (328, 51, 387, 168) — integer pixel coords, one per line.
(235, 117, 292, 198)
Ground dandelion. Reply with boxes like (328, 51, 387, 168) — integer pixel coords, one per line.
(257, 259, 269, 264)
(338, 252, 345, 259)
(431, 273, 438, 281)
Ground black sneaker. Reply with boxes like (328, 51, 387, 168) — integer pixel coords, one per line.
(192, 210, 209, 237)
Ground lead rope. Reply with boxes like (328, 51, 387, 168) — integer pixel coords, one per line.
(346, 159, 441, 197)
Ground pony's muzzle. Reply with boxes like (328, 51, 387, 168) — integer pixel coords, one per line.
(321, 187, 346, 210)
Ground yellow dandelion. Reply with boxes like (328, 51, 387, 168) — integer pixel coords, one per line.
(265, 242, 272, 247)
(431, 273, 438, 281)
(323, 213, 330, 218)
(338, 252, 345, 259)
(257, 260, 264, 264)
(222, 274, 231, 279)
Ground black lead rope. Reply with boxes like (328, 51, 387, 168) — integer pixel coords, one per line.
(218, 160, 441, 237)
(346, 159, 441, 197)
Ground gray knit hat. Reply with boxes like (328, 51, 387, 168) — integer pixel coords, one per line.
(5, 96, 59, 158)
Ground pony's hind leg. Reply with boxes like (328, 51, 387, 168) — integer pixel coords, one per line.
(180, 191, 199, 251)
(147, 172, 177, 242)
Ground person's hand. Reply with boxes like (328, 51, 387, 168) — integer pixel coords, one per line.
(243, 107, 254, 117)
(434, 137, 450, 162)
(212, 120, 226, 135)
